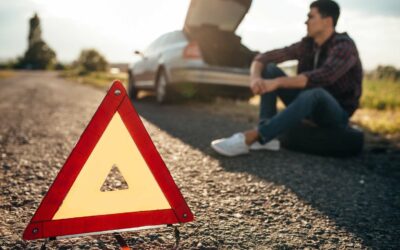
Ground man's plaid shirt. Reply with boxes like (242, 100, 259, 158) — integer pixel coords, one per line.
(255, 32, 363, 116)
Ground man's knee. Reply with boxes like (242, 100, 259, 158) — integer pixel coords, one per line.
(298, 88, 328, 100)
(261, 63, 286, 79)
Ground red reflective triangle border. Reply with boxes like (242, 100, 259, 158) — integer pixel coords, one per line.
(23, 81, 194, 240)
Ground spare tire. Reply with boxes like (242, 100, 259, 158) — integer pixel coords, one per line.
(278, 123, 364, 157)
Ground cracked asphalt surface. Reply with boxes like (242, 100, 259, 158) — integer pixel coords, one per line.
(0, 71, 399, 249)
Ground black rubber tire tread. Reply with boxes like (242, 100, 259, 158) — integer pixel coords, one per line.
(156, 69, 175, 104)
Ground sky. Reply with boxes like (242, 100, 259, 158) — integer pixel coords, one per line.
(0, 0, 399, 70)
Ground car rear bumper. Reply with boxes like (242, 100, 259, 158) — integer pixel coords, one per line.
(169, 67, 250, 87)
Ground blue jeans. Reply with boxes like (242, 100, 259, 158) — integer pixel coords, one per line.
(257, 63, 349, 144)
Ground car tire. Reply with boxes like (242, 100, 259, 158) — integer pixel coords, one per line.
(278, 122, 364, 157)
(155, 69, 171, 104)
(128, 72, 138, 100)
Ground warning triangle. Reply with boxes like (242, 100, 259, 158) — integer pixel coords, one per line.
(23, 81, 194, 240)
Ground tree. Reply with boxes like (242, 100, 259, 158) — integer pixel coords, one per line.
(28, 13, 42, 48)
(76, 49, 108, 73)
(376, 65, 399, 82)
(22, 41, 57, 69)
(19, 13, 57, 69)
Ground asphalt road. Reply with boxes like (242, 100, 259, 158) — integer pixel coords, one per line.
(0, 71, 399, 249)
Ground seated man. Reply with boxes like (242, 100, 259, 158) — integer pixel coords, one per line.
(211, 0, 363, 157)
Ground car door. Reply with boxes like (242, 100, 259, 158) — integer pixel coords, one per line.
(133, 42, 153, 87)
(146, 34, 167, 86)
(138, 34, 168, 88)
(134, 36, 163, 88)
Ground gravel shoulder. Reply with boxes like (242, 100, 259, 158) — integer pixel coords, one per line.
(0, 71, 399, 249)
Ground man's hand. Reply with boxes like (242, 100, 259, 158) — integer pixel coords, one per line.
(250, 77, 264, 95)
(259, 79, 280, 94)
(250, 78, 280, 95)
(250, 73, 308, 95)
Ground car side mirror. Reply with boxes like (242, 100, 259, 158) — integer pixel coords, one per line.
(134, 50, 146, 59)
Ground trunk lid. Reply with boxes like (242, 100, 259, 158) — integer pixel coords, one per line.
(184, 0, 252, 34)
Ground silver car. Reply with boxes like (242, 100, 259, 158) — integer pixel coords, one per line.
(128, 0, 255, 103)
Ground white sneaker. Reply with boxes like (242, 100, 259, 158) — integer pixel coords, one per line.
(211, 133, 250, 157)
(250, 139, 280, 151)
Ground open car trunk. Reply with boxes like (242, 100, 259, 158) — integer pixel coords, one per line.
(184, 0, 256, 68)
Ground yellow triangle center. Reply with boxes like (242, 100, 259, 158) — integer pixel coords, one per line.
(52, 112, 171, 220)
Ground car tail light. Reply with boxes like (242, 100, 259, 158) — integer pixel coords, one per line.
(183, 42, 202, 59)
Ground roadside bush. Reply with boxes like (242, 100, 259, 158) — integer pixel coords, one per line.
(75, 49, 108, 74)
(0, 59, 18, 69)
(361, 79, 400, 110)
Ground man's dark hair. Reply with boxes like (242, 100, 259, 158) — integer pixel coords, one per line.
(310, 0, 340, 27)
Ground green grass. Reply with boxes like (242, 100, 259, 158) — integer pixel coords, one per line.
(353, 79, 400, 135)
(60, 70, 128, 89)
(361, 79, 400, 110)
(351, 109, 400, 135)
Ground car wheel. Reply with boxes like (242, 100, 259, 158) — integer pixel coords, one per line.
(128, 72, 138, 100)
(155, 69, 170, 104)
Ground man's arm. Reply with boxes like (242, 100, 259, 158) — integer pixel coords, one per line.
(253, 41, 302, 67)
(250, 61, 265, 94)
(258, 75, 308, 94)
(250, 60, 264, 79)
(250, 41, 302, 94)
(276, 74, 308, 89)
(257, 39, 358, 94)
